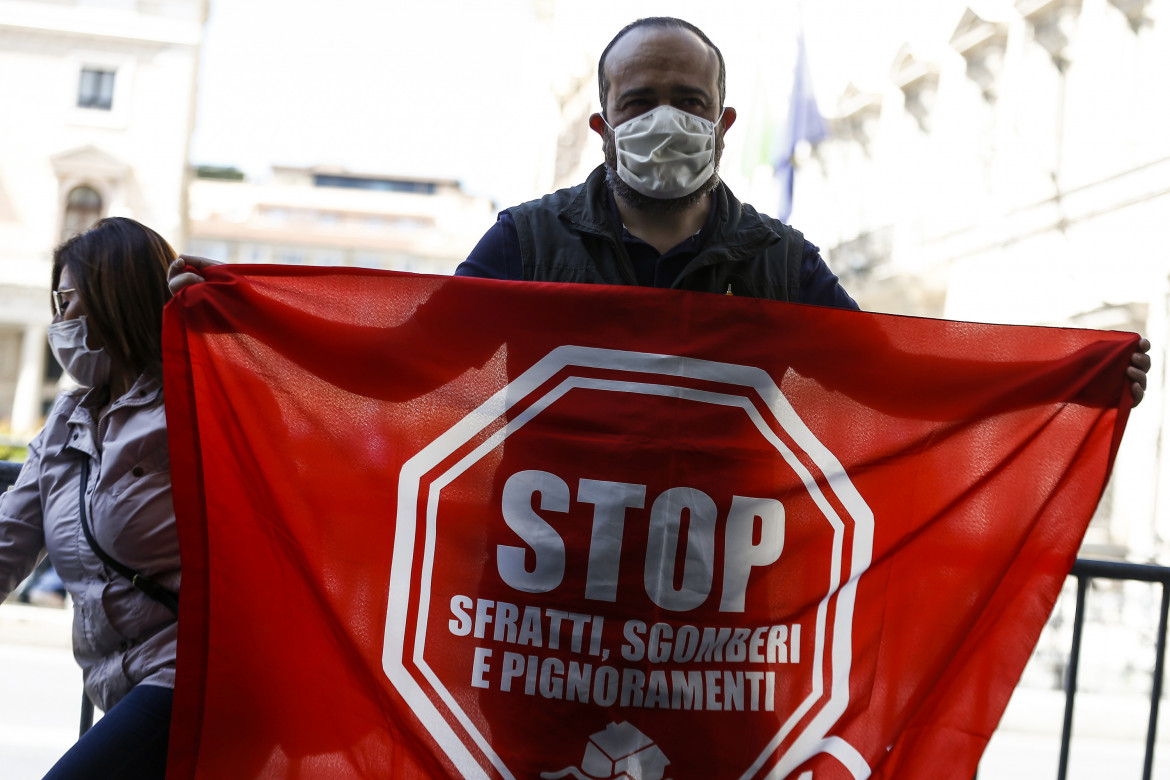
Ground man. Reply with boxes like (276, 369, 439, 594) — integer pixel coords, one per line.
(455, 17, 855, 307)
(452, 16, 1151, 400)
(168, 17, 1150, 400)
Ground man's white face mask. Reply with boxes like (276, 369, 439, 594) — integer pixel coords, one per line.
(606, 105, 722, 199)
(48, 316, 111, 388)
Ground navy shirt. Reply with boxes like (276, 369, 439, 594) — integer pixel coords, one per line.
(456, 192, 858, 310)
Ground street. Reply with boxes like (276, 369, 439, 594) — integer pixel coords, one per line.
(2, 601, 1168, 779)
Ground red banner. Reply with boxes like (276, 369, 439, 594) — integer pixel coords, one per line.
(162, 266, 1136, 780)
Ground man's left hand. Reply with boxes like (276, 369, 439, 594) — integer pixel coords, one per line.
(1130, 338, 1152, 407)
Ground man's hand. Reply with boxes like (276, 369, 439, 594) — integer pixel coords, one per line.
(1130, 338, 1152, 407)
(168, 255, 220, 296)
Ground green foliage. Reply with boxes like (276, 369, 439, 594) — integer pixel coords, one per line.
(0, 444, 28, 463)
(194, 165, 245, 181)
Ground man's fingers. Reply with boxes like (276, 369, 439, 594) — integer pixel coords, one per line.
(168, 269, 207, 296)
(170, 255, 218, 276)
(168, 255, 221, 295)
(1127, 364, 1148, 394)
(1125, 340, 1152, 408)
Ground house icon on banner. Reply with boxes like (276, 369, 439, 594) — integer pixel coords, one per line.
(542, 721, 671, 780)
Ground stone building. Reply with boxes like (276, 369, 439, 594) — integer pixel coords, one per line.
(795, 0, 1169, 562)
(0, 0, 207, 437)
(537, 0, 1168, 563)
(187, 165, 495, 276)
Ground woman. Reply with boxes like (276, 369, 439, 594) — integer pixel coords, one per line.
(0, 217, 180, 778)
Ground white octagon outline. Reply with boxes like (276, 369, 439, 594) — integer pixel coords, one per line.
(383, 346, 875, 780)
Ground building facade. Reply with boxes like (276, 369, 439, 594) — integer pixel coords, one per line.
(187, 165, 496, 276)
(794, 0, 1169, 563)
(0, 0, 207, 437)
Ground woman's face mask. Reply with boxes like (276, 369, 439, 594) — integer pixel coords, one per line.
(606, 105, 722, 199)
(48, 316, 110, 388)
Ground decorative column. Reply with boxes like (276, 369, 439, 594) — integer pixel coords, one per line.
(11, 324, 46, 436)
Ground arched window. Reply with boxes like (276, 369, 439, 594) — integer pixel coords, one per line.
(61, 185, 103, 239)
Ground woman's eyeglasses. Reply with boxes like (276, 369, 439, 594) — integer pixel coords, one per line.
(52, 288, 76, 318)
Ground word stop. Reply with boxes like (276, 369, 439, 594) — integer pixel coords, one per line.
(497, 469, 785, 612)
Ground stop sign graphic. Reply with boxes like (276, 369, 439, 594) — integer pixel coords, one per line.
(383, 346, 874, 779)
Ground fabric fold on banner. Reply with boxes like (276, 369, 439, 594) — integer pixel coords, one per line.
(162, 266, 1135, 780)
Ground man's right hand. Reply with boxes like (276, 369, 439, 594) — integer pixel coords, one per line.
(168, 255, 220, 296)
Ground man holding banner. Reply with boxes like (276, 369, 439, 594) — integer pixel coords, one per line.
(168, 15, 1151, 393)
(445, 15, 1149, 401)
(168, 16, 1151, 404)
(455, 17, 858, 310)
(162, 16, 1154, 780)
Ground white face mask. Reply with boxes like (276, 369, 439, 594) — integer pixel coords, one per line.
(48, 317, 111, 388)
(607, 105, 722, 199)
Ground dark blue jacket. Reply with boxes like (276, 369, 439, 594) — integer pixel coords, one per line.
(457, 165, 857, 309)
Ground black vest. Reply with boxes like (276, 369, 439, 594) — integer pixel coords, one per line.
(507, 166, 805, 302)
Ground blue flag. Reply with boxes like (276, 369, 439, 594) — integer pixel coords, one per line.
(775, 32, 827, 223)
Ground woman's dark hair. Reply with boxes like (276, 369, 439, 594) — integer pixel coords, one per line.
(51, 217, 174, 379)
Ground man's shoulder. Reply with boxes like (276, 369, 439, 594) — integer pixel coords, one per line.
(460, 170, 605, 280)
(718, 186, 806, 246)
(504, 165, 607, 222)
(506, 181, 587, 215)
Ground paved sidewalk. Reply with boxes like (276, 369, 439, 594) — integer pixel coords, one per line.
(982, 685, 1170, 778)
(2, 600, 1169, 778)
(0, 602, 87, 780)
(0, 600, 71, 649)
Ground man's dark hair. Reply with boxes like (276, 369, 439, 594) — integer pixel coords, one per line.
(52, 216, 174, 379)
(597, 17, 726, 117)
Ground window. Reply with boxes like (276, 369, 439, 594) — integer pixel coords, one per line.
(314, 250, 345, 266)
(241, 245, 271, 263)
(313, 174, 437, 195)
(78, 67, 115, 110)
(276, 248, 307, 265)
(188, 240, 232, 262)
(61, 186, 103, 239)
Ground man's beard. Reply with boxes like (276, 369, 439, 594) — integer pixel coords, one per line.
(603, 127, 723, 214)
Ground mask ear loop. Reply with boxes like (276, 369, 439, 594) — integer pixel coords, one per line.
(701, 109, 726, 168)
(711, 109, 726, 152)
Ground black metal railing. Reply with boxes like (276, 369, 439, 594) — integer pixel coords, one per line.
(1055, 559, 1170, 780)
